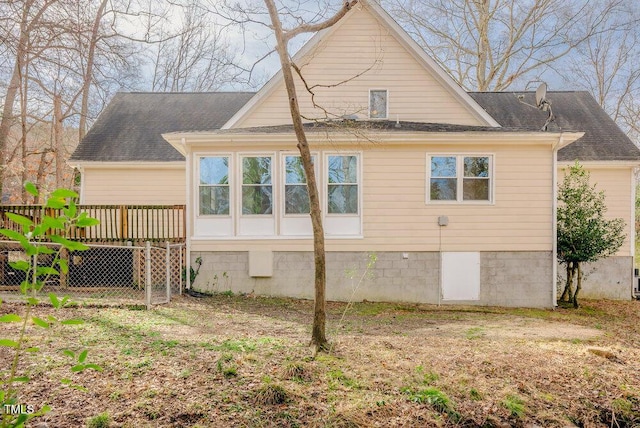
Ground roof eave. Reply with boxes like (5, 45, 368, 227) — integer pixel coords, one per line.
(163, 130, 584, 147)
(162, 135, 188, 157)
(558, 159, 640, 168)
(69, 160, 186, 169)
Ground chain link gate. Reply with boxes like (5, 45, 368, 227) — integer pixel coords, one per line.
(0, 240, 185, 308)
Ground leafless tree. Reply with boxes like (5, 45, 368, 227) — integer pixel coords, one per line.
(563, 3, 640, 141)
(389, 0, 631, 91)
(149, 0, 241, 92)
(261, 0, 358, 352)
(0, 0, 63, 200)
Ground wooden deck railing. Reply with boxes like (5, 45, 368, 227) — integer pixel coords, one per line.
(0, 205, 186, 243)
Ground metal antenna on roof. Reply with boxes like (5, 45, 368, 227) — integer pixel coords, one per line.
(516, 82, 555, 131)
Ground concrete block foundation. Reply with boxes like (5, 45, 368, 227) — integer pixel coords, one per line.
(556, 256, 633, 300)
(191, 250, 555, 308)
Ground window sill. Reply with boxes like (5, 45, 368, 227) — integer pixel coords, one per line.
(425, 201, 494, 206)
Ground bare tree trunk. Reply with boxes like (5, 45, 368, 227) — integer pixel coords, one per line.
(0, 64, 22, 201)
(265, 0, 327, 351)
(573, 263, 582, 308)
(78, 0, 108, 142)
(263, 0, 357, 352)
(34, 151, 50, 203)
(0, 0, 34, 201)
(19, 56, 29, 204)
(473, 0, 490, 91)
(560, 262, 574, 302)
(53, 94, 65, 188)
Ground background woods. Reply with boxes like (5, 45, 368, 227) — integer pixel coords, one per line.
(0, 0, 242, 203)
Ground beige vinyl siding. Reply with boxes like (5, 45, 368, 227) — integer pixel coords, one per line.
(236, 6, 482, 128)
(559, 165, 634, 257)
(363, 145, 552, 251)
(81, 167, 186, 205)
(191, 141, 554, 253)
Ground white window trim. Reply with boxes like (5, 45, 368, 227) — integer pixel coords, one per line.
(324, 152, 363, 238)
(196, 153, 233, 219)
(426, 154, 495, 205)
(368, 89, 389, 120)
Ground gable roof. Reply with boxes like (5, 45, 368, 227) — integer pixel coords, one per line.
(221, 0, 500, 129)
(470, 91, 640, 161)
(70, 92, 255, 162)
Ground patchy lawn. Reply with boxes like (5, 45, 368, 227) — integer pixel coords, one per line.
(1, 295, 639, 427)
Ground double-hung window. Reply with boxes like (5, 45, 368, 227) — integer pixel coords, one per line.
(242, 156, 273, 215)
(328, 155, 359, 214)
(199, 156, 230, 215)
(284, 155, 312, 215)
(428, 155, 492, 203)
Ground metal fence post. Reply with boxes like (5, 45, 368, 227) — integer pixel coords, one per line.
(145, 241, 151, 310)
(165, 241, 171, 302)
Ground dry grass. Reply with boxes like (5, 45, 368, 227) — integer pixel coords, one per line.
(1, 295, 639, 427)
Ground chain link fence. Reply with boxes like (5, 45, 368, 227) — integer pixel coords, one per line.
(0, 241, 185, 308)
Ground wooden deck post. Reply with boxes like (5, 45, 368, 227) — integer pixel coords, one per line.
(119, 205, 128, 241)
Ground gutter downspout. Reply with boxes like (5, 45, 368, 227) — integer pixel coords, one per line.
(183, 137, 192, 290)
(552, 135, 562, 307)
(631, 168, 638, 298)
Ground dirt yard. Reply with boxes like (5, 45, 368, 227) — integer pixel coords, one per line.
(1, 295, 639, 427)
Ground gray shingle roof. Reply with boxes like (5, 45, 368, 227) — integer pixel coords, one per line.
(71, 92, 255, 162)
(470, 91, 640, 161)
(73, 90, 640, 163)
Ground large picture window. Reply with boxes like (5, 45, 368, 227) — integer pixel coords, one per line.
(199, 156, 229, 215)
(428, 155, 491, 202)
(284, 155, 313, 215)
(242, 156, 272, 215)
(328, 155, 359, 214)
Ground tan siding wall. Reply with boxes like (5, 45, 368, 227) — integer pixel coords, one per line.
(236, 7, 482, 128)
(192, 142, 554, 252)
(559, 165, 634, 257)
(82, 167, 186, 205)
(363, 145, 553, 251)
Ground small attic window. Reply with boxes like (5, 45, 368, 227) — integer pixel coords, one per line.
(369, 89, 387, 119)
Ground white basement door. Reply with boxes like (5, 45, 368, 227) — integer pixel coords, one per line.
(441, 252, 480, 301)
